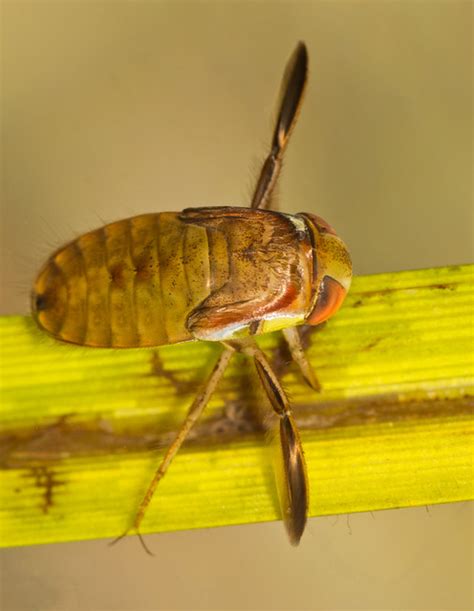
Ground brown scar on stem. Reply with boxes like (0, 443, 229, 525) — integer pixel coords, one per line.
(1, 396, 471, 471)
(206, 399, 262, 437)
(0, 394, 264, 470)
(430, 283, 457, 290)
(294, 395, 474, 429)
(351, 281, 459, 299)
(364, 337, 383, 351)
(0, 417, 161, 469)
(27, 465, 65, 514)
(149, 351, 197, 394)
(346, 280, 460, 311)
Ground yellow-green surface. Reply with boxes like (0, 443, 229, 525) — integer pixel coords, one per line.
(1, 265, 473, 548)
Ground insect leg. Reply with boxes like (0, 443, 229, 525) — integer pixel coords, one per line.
(282, 327, 320, 391)
(250, 42, 308, 210)
(227, 338, 308, 545)
(112, 346, 233, 551)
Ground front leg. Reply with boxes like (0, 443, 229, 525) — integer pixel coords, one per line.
(282, 326, 321, 391)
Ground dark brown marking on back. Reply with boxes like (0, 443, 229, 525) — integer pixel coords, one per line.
(109, 263, 126, 288)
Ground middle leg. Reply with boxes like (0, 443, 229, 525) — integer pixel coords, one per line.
(112, 345, 233, 551)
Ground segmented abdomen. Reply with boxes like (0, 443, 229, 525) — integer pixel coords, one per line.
(32, 213, 211, 347)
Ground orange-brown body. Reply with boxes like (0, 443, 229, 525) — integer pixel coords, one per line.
(31, 42, 354, 548)
(32, 207, 351, 348)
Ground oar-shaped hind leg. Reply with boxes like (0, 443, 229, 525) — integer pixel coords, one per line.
(226, 338, 309, 545)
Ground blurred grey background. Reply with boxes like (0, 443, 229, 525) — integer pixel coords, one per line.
(1, 1, 472, 610)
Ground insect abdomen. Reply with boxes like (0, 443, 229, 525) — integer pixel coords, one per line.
(32, 213, 210, 347)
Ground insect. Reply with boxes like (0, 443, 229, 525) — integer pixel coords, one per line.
(31, 42, 352, 548)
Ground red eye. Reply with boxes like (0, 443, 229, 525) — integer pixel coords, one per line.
(313, 215, 336, 235)
(307, 276, 346, 325)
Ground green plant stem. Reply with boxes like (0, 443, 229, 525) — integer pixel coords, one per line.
(0, 264, 472, 547)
